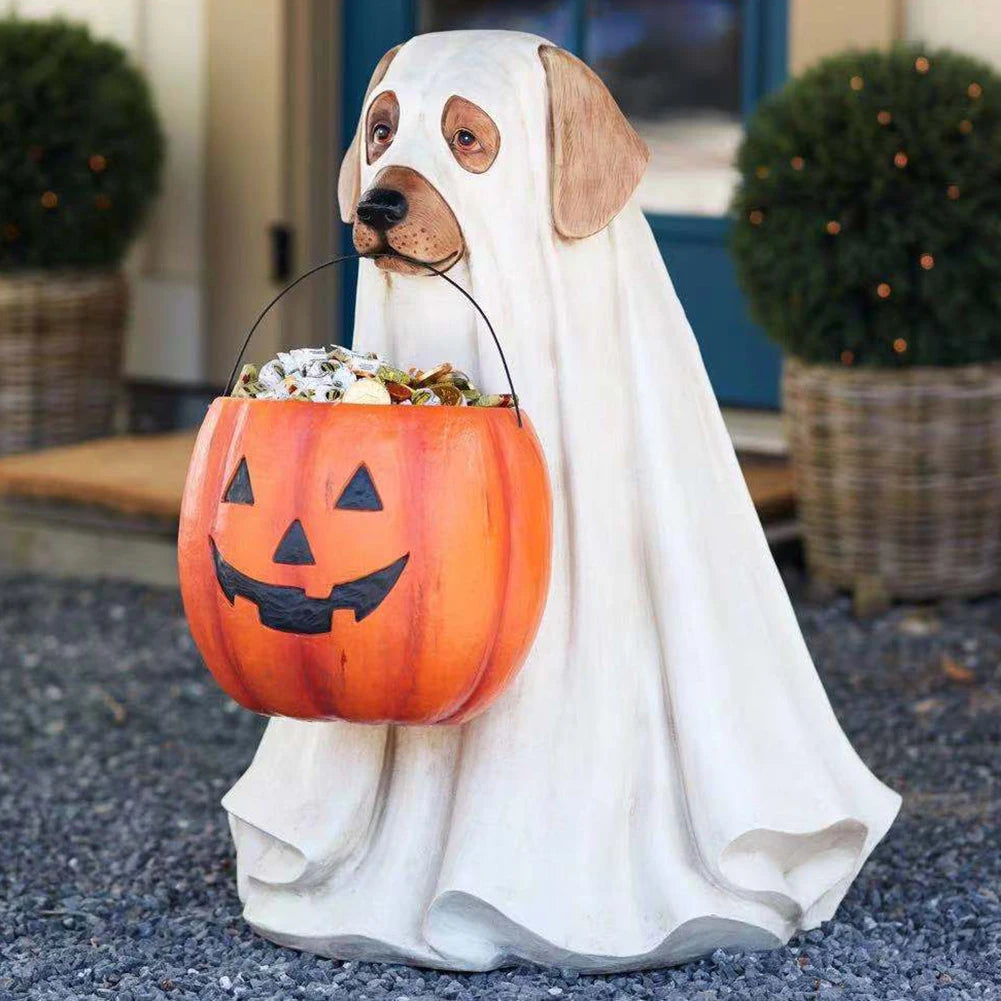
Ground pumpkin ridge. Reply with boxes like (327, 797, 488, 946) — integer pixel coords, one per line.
(442, 414, 552, 723)
(435, 415, 514, 723)
(293, 406, 339, 718)
(220, 403, 274, 713)
(394, 415, 435, 720)
(198, 402, 266, 713)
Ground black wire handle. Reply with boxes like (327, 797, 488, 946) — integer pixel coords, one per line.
(225, 251, 522, 428)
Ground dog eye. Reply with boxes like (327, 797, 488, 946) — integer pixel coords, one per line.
(371, 122, 393, 145)
(441, 96, 499, 173)
(452, 129, 480, 151)
(336, 464, 383, 511)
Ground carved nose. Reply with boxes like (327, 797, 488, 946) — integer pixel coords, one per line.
(355, 188, 408, 231)
(273, 519, 315, 566)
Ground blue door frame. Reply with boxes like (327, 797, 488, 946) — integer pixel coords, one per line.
(339, 0, 788, 408)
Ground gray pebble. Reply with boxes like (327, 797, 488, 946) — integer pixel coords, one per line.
(0, 572, 998, 1000)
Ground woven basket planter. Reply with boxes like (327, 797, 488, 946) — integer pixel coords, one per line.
(0, 271, 128, 455)
(783, 357, 1001, 600)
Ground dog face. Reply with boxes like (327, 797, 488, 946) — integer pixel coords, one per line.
(338, 39, 650, 276)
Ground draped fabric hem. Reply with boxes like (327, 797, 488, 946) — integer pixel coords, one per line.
(226, 786, 900, 972)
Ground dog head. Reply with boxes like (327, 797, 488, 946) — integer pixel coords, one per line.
(338, 37, 649, 276)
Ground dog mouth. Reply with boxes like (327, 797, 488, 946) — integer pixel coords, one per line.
(211, 538, 409, 634)
(369, 243, 462, 276)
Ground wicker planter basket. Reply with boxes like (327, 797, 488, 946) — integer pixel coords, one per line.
(783, 357, 1001, 600)
(0, 271, 127, 455)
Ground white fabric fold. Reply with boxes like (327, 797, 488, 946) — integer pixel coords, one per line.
(222, 30, 900, 971)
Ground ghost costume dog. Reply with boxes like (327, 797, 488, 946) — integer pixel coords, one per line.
(224, 31, 900, 971)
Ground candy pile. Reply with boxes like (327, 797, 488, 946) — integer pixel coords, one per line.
(232, 345, 514, 408)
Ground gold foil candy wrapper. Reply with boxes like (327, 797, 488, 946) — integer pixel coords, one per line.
(440, 370, 471, 390)
(414, 363, 452, 387)
(377, 365, 410, 385)
(430, 384, 463, 406)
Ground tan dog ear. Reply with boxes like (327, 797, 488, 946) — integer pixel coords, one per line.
(338, 45, 401, 223)
(539, 45, 650, 240)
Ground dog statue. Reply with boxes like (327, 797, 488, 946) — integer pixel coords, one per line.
(223, 31, 900, 972)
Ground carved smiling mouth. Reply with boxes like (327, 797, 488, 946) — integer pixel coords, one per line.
(210, 538, 409, 635)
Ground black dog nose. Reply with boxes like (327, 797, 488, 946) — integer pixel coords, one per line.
(355, 188, 408, 231)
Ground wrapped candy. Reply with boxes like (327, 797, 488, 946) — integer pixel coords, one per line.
(229, 343, 515, 409)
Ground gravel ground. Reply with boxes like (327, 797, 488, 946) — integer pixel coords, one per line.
(0, 572, 998, 1000)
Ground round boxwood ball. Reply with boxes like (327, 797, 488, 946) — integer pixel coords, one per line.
(0, 18, 164, 269)
(731, 46, 1001, 368)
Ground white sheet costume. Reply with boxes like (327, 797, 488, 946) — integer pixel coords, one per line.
(223, 31, 899, 971)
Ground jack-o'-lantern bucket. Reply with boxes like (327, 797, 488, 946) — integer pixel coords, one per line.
(178, 253, 552, 725)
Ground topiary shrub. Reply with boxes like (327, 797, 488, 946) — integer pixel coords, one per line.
(731, 45, 1001, 368)
(0, 17, 164, 269)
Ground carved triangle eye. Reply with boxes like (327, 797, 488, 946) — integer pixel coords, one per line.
(336, 464, 382, 511)
(223, 458, 254, 504)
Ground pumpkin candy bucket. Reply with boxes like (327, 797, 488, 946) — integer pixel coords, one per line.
(178, 254, 552, 724)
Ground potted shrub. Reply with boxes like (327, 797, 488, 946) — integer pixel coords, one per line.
(732, 45, 1001, 601)
(0, 17, 163, 453)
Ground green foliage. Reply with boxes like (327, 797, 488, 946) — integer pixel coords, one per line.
(0, 17, 164, 269)
(731, 46, 1001, 367)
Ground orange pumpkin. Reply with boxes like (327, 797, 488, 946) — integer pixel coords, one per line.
(178, 397, 552, 724)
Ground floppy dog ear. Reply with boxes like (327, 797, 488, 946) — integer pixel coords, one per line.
(338, 45, 401, 223)
(539, 45, 650, 240)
